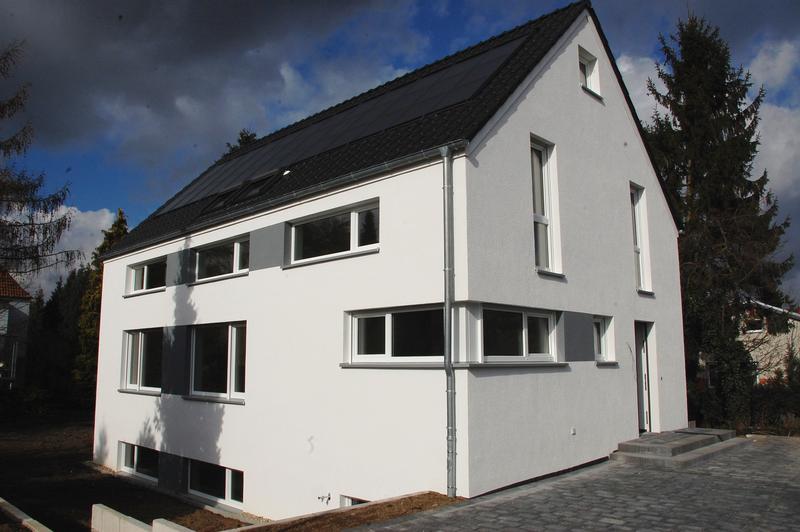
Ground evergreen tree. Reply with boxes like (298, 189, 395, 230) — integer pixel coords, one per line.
(74, 209, 128, 403)
(645, 17, 794, 427)
(0, 42, 77, 274)
(224, 128, 258, 156)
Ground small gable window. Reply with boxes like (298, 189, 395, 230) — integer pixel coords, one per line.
(578, 47, 599, 95)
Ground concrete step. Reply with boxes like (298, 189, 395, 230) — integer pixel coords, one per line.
(611, 437, 747, 469)
(674, 427, 736, 441)
(618, 433, 719, 457)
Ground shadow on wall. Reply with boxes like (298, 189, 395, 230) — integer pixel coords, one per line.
(95, 425, 108, 464)
(137, 240, 224, 496)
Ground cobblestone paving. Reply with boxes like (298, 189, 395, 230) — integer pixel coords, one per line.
(364, 436, 800, 531)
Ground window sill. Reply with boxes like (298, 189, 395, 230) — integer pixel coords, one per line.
(637, 289, 655, 297)
(118, 388, 161, 397)
(188, 271, 249, 287)
(470, 361, 568, 368)
(284, 246, 379, 270)
(340, 362, 569, 369)
(536, 268, 566, 280)
(123, 287, 166, 298)
(182, 394, 244, 405)
(596, 360, 619, 367)
(581, 85, 603, 101)
(341, 362, 448, 369)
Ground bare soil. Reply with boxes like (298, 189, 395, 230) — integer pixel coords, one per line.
(0, 411, 244, 532)
(260, 492, 460, 531)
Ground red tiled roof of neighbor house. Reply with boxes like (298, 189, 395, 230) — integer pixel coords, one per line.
(0, 271, 31, 299)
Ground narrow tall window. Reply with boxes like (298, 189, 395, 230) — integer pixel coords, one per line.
(531, 143, 551, 270)
(124, 329, 163, 392)
(593, 316, 612, 361)
(578, 47, 599, 94)
(630, 186, 646, 289)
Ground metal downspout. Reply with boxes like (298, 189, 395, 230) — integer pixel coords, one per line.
(441, 145, 456, 498)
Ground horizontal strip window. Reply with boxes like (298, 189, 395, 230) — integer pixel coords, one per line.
(195, 237, 249, 281)
(190, 322, 246, 401)
(482, 307, 556, 362)
(123, 328, 163, 392)
(121, 442, 159, 481)
(351, 306, 443, 362)
(291, 203, 379, 264)
(188, 459, 244, 506)
(128, 258, 167, 294)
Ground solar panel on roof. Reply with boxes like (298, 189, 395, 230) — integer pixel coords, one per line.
(158, 36, 526, 214)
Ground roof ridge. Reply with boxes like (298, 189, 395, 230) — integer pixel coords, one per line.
(215, 0, 587, 166)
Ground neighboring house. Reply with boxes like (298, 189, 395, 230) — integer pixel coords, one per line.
(740, 300, 800, 384)
(94, 1, 687, 519)
(0, 271, 31, 390)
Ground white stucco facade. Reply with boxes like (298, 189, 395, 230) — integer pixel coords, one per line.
(94, 9, 687, 520)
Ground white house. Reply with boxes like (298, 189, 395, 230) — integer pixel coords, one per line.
(94, 1, 688, 520)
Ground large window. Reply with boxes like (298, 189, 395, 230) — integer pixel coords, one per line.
(630, 185, 649, 290)
(189, 459, 244, 505)
(191, 323, 246, 399)
(352, 307, 443, 361)
(196, 238, 249, 281)
(121, 443, 159, 480)
(482, 308, 555, 361)
(124, 329, 163, 392)
(292, 203, 379, 262)
(531, 143, 553, 271)
(129, 259, 167, 293)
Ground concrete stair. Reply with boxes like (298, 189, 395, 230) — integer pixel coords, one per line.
(611, 428, 744, 469)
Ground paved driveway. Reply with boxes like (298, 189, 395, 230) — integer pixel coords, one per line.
(366, 436, 800, 531)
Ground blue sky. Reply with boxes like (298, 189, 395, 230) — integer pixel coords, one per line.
(1, 0, 798, 297)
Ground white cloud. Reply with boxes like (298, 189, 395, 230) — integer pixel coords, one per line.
(749, 40, 800, 90)
(616, 54, 665, 124)
(20, 207, 115, 297)
(755, 103, 800, 200)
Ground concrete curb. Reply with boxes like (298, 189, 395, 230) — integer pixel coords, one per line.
(0, 497, 53, 532)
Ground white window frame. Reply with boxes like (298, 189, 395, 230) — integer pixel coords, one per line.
(593, 316, 614, 361)
(128, 258, 167, 294)
(194, 237, 249, 282)
(123, 329, 162, 393)
(480, 306, 557, 363)
(630, 184, 651, 291)
(350, 306, 444, 363)
(119, 442, 159, 482)
(578, 46, 600, 94)
(187, 459, 244, 507)
(291, 202, 379, 265)
(190, 322, 246, 401)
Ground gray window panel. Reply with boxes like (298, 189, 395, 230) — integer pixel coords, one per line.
(527, 316, 550, 355)
(162, 327, 189, 395)
(483, 309, 523, 356)
(294, 213, 351, 260)
(136, 446, 159, 479)
(197, 244, 234, 279)
(231, 469, 244, 503)
(357, 316, 385, 354)
(189, 460, 226, 500)
(534, 222, 549, 269)
(193, 325, 229, 394)
(563, 312, 595, 362)
(392, 309, 443, 356)
(141, 329, 163, 389)
(358, 208, 379, 246)
(146, 261, 167, 289)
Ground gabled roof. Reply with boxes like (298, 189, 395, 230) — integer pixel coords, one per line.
(105, 0, 590, 259)
(0, 271, 30, 300)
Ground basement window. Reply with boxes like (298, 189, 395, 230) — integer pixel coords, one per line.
(351, 307, 443, 362)
(188, 459, 244, 505)
(195, 237, 249, 281)
(120, 442, 159, 481)
(482, 307, 556, 362)
(291, 203, 379, 263)
(191, 322, 246, 400)
(128, 258, 167, 293)
(123, 329, 163, 392)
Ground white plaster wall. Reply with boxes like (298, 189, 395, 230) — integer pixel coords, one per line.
(462, 12, 687, 494)
(94, 161, 474, 519)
